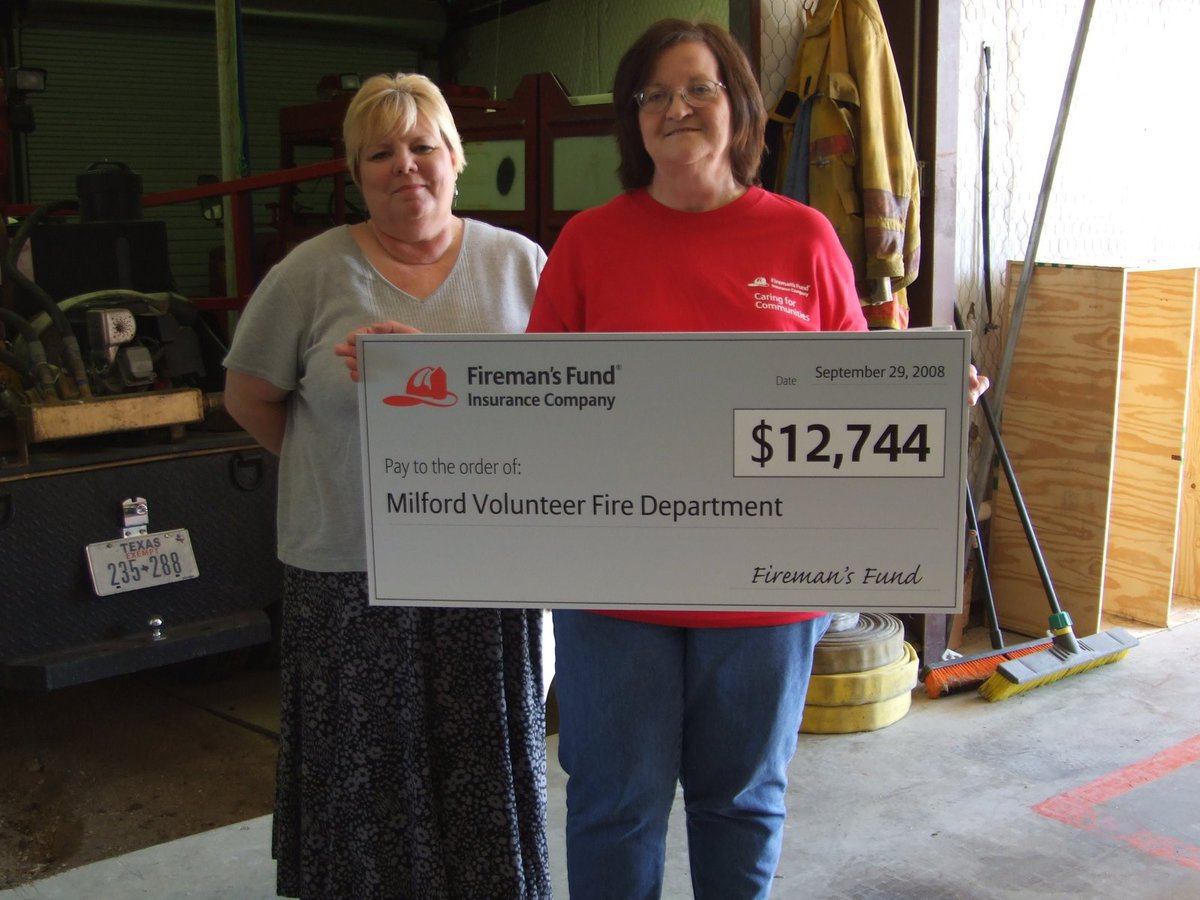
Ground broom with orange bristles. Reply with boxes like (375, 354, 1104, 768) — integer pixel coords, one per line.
(972, 396, 1137, 701)
(924, 392, 1137, 699)
(920, 482, 1051, 698)
(963, 0, 1135, 700)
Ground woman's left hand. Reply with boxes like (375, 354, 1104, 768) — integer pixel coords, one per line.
(967, 364, 990, 407)
(335, 320, 422, 382)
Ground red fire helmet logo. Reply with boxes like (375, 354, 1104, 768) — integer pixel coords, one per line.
(383, 366, 458, 407)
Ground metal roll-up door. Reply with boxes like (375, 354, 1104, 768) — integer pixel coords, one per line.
(17, 6, 418, 298)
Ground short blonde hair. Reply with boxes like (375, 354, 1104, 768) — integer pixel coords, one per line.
(342, 73, 466, 186)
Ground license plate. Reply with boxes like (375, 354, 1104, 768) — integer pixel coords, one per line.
(85, 529, 200, 597)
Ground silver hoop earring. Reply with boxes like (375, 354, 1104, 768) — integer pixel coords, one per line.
(453, 183, 459, 208)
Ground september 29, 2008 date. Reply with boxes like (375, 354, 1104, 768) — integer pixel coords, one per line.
(812, 363, 947, 382)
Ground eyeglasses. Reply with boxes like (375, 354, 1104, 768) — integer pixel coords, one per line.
(634, 80, 726, 113)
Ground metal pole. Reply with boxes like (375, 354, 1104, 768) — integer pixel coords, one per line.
(970, 0, 1095, 504)
(215, 0, 244, 300)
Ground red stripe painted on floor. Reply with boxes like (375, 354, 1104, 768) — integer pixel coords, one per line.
(1034, 733, 1200, 870)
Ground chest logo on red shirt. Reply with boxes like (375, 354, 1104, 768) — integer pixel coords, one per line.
(747, 275, 812, 323)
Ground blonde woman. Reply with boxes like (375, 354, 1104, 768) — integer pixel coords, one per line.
(224, 73, 550, 899)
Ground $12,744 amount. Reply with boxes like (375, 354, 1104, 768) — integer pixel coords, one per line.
(732, 408, 946, 478)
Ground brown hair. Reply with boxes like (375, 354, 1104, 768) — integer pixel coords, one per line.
(612, 19, 765, 190)
(342, 73, 465, 187)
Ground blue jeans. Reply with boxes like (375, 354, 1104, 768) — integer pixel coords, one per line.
(553, 610, 831, 900)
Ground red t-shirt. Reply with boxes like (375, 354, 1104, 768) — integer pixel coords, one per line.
(528, 187, 868, 627)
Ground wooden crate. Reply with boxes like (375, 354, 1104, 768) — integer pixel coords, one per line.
(988, 262, 1199, 635)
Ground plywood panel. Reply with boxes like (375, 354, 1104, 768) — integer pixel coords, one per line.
(989, 263, 1200, 635)
(988, 263, 1125, 636)
(1173, 269, 1200, 607)
(1104, 269, 1195, 626)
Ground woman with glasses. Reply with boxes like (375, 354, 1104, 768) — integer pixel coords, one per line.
(529, 17, 985, 900)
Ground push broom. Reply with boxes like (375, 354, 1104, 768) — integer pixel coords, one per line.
(919, 261, 1064, 697)
(919, 480, 1052, 698)
(926, 303, 1137, 698)
(974, 395, 1138, 702)
(916, 44, 1054, 698)
(939, 0, 1134, 701)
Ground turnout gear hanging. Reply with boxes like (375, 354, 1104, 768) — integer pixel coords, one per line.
(765, 0, 920, 330)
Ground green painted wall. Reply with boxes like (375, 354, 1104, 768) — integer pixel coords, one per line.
(456, 0, 729, 101)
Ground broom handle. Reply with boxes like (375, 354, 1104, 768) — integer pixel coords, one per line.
(956, 304, 1068, 639)
(964, 481, 1005, 650)
(977, 394, 1065, 619)
(956, 303, 1005, 649)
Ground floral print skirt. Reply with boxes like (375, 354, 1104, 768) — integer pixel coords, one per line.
(273, 567, 551, 899)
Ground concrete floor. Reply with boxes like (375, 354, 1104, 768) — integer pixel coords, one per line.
(2, 619, 1198, 900)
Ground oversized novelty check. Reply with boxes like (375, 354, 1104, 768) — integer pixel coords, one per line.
(358, 331, 969, 613)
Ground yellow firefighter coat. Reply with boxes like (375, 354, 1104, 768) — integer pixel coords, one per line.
(768, 0, 920, 329)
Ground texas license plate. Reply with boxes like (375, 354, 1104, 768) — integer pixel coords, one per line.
(84, 529, 200, 597)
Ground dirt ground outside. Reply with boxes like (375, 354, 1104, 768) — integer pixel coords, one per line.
(0, 664, 279, 890)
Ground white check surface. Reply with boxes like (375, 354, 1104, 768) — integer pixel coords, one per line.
(358, 331, 969, 613)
